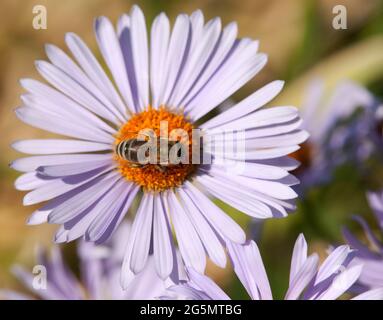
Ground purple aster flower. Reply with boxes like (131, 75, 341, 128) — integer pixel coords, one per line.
(0, 223, 171, 300)
(164, 234, 383, 300)
(294, 79, 382, 190)
(343, 190, 383, 291)
(11, 5, 307, 285)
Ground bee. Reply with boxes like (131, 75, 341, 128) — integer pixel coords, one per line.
(115, 133, 187, 172)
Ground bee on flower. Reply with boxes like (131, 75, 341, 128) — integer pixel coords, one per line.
(11, 5, 307, 286)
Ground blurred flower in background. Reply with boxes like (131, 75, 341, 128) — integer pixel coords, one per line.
(0, 223, 171, 299)
(294, 79, 383, 192)
(165, 234, 383, 300)
(343, 190, 383, 292)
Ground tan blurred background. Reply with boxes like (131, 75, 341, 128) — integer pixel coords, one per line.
(1, 0, 383, 298)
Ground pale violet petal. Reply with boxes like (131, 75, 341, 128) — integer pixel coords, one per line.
(85, 180, 132, 242)
(187, 268, 230, 300)
(35, 60, 120, 124)
(150, 13, 170, 108)
(352, 288, 383, 300)
(158, 14, 191, 106)
(289, 234, 308, 286)
(169, 17, 221, 109)
(45, 44, 125, 122)
(178, 188, 226, 268)
(367, 191, 383, 228)
(12, 139, 111, 155)
(65, 32, 128, 118)
(130, 193, 154, 274)
(178, 21, 237, 109)
(153, 195, 174, 279)
(185, 43, 267, 121)
(38, 160, 112, 177)
(284, 254, 319, 300)
(11, 153, 112, 172)
(23, 165, 114, 205)
(166, 190, 206, 273)
(94, 16, 136, 112)
(15, 172, 48, 191)
(15, 107, 113, 144)
(48, 172, 121, 224)
(201, 81, 285, 129)
(227, 240, 272, 300)
(129, 5, 149, 110)
(316, 265, 363, 300)
(209, 106, 299, 132)
(19, 79, 117, 134)
(315, 245, 353, 285)
(184, 181, 246, 243)
(197, 174, 275, 219)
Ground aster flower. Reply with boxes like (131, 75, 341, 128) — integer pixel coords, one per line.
(11, 5, 307, 285)
(343, 190, 383, 291)
(0, 223, 170, 300)
(295, 79, 382, 190)
(164, 234, 383, 300)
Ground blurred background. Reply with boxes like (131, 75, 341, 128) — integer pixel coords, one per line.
(1, 0, 383, 299)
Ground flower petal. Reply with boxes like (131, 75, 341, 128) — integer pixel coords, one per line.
(11, 154, 112, 172)
(129, 5, 149, 110)
(12, 139, 111, 155)
(201, 80, 284, 129)
(178, 20, 237, 110)
(38, 160, 112, 177)
(284, 254, 319, 300)
(166, 190, 206, 273)
(130, 193, 154, 274)
(153, 195, 174, 279)
(157, 14, 191, 106)
(85, 180, 135, 242)
(35, 60, 120, 124)
(178, 188, 226, 268)
(227, 240, 272, 300)
(19, 79, 116, 134)
(65, 32, 128, 117)
(169, 17, 221, 109)
(185, 42, 267, 121)
(289, 234, 308, 286)
(149, 13, 170, 108)
(94, 16, 136, 112)
(315, 245, 353, 285)
(352, 288, 383, 300)
(14, 172, 48, 191)
(187, 268, 230, 300)
(184, 181, 246, 243)
(23, 165, 113, 205)
(48, 172, 121, 224)
(316, 265, 363, 300)
(45, 44, 125, 122)
(15, 107, 113, 144)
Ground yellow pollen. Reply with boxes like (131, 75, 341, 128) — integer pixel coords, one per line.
(114, 107, 196, 191)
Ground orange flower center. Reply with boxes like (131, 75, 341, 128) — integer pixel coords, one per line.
(114, 107, 197, 191)
(291, 141, 313, 174)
